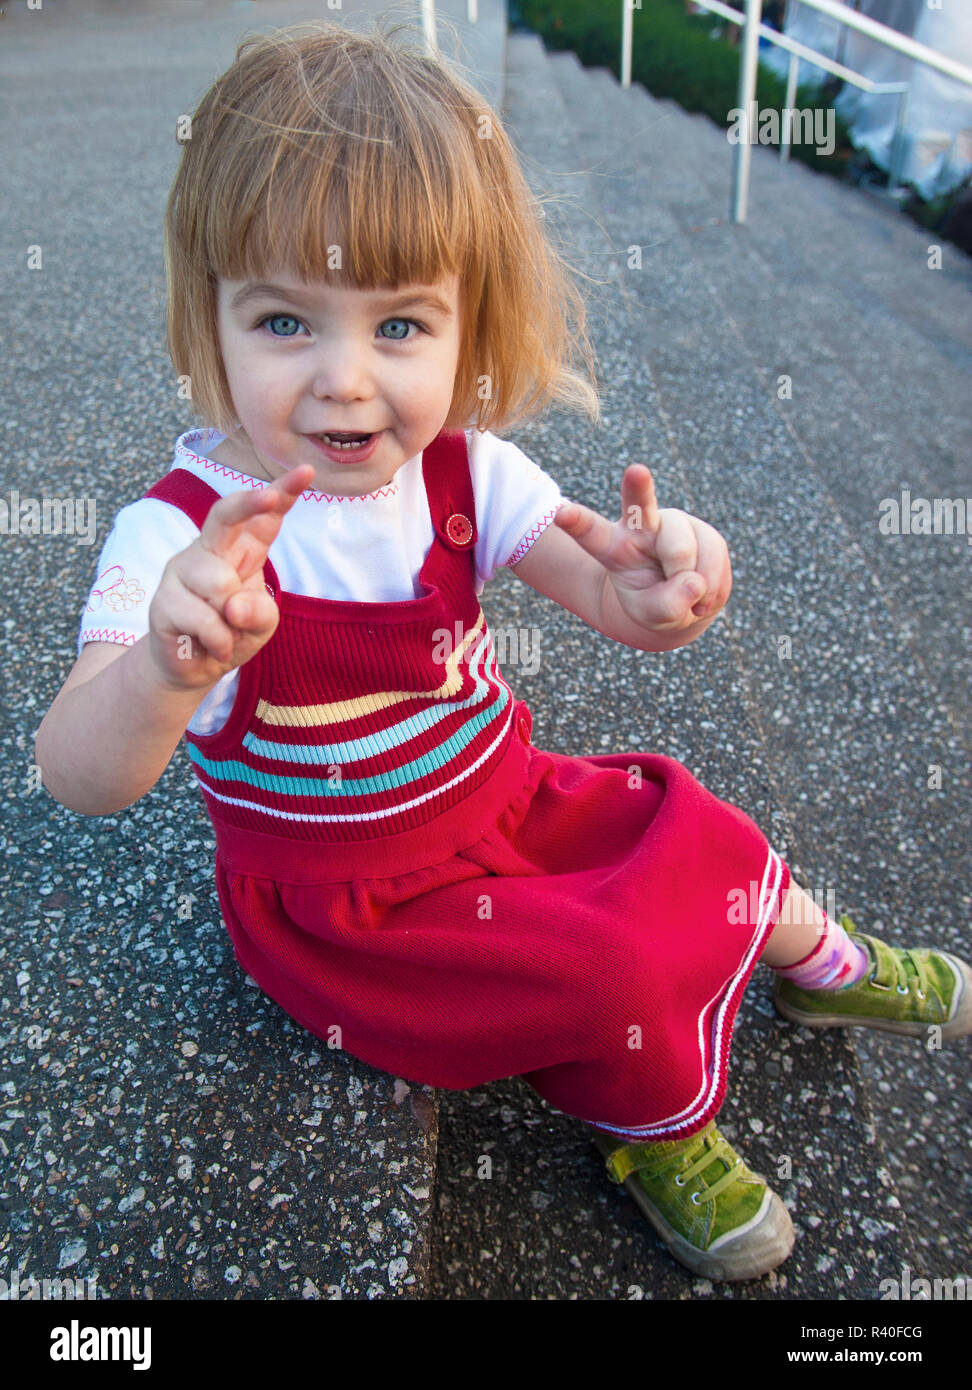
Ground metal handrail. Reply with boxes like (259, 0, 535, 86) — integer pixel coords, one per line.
(691, 0, 909, 211)
(796, 0, 972, 90)
(692, 0, 909, 96)
(620, 0, 972, 224)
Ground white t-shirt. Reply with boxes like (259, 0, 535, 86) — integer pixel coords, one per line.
(77, 426, 566, 735)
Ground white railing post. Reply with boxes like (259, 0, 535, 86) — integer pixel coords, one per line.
(781, 49, 799, 162)
(622, 0, 633, 91)
(730, 0, 763, 224)
(468, 0, 478, 23)
(422, 0, 438, 56)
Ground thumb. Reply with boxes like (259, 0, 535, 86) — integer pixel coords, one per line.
(681, 573, 706, 603)
(224, 583, 278, 635)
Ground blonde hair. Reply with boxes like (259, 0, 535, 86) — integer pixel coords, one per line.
(162, 17, 601, 437)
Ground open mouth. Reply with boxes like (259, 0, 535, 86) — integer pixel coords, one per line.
(307, 430, 382, 463)
(316, 431, 374, 450)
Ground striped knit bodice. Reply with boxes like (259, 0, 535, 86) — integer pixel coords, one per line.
(143, 429, 520, 844)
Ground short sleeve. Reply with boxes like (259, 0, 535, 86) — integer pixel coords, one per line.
(467, 429, 566, 591)
(76, 497, 200, 656)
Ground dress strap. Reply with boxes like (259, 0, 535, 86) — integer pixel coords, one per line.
(144, 468, 221, 527)
(421, 429, 478, 552)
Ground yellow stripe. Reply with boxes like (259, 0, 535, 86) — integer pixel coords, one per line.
(254, 609, 488, 728)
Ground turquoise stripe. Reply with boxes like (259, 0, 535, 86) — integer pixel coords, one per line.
(188, 686, 511, 798)
(242, 631, 497, 766)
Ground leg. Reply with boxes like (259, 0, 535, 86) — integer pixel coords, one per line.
(759, 881, 831, 967)
(760, 880, 873, 992)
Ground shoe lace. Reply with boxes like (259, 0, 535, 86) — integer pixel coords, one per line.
(673, 1131, 743, 1205)
(843, 915, 930, 1000)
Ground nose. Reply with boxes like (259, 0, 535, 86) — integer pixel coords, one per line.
(310, 335, 373, 402)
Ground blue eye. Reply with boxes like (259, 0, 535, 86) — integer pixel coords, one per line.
(259, 313, 303, 337)
(379, 318, 416, 340)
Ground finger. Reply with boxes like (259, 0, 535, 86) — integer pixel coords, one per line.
(222, 586, 279, 634)
(620, 465, 661, 537)
(553, 499, 622, 568)
(652, 508, 700, 582)
(171, 548, 246, 614)
(175, 552, 281, 635)
(160, 588, 243, 667)
(621, 571, 707, 631)
(199, 465, 316, 558)
(686, 521, 732, 617)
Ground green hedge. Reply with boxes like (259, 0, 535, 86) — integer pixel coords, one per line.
(513, 0, 853, 175)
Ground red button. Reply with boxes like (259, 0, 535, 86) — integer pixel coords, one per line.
(517, 713, 530, 742)
(445, 512, 473, 545)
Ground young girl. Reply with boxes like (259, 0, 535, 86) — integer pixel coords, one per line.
(36, 19, 972, 1285)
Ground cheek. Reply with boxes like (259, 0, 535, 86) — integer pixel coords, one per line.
(232, 346, 287, 398)
(426, 341, 461, 397)
(227, 364, 282, 428)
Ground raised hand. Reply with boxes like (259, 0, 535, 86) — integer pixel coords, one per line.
(147, 465, 317, 690)
(554, 464, 732, 634)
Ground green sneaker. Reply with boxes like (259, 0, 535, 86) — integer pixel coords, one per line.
(773, 916, 972, 1041)
(591, 1120, 794, 1281)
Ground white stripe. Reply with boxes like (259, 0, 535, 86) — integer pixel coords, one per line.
(585, 846, 784, 1140)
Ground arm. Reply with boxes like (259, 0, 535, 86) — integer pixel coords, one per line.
(34, 638, 225, 816)
(36, 463, 317, 817)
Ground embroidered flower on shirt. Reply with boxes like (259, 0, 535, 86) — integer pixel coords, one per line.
(86, 563, 146, 613)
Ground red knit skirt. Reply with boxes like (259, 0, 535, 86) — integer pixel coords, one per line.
(211, 711, 789, 1141)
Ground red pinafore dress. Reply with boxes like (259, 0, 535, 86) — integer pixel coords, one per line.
(144, 428, 790, 1140)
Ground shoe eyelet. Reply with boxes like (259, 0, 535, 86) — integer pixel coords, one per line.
(916, 990, 926, 1000)
(690, 1192, 701, 1205)
(896, 985, 908, 995)
(674, 1174, 685, 1187)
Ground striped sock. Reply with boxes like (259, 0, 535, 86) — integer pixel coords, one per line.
(772, 914, 870, 991)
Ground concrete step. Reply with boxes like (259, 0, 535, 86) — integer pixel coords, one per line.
(426, 30, 923, 1299)
(542, 36, 972, 1281)
(582, 62, 972, 485)
(555, 53, 971, 749)
(644, 86, 972, 363)
(426, 0, 508, 116)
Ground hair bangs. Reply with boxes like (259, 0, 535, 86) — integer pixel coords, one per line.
(205, 70, 478, 294)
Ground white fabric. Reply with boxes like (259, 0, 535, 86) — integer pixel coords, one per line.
(77, 426, 566, 735)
